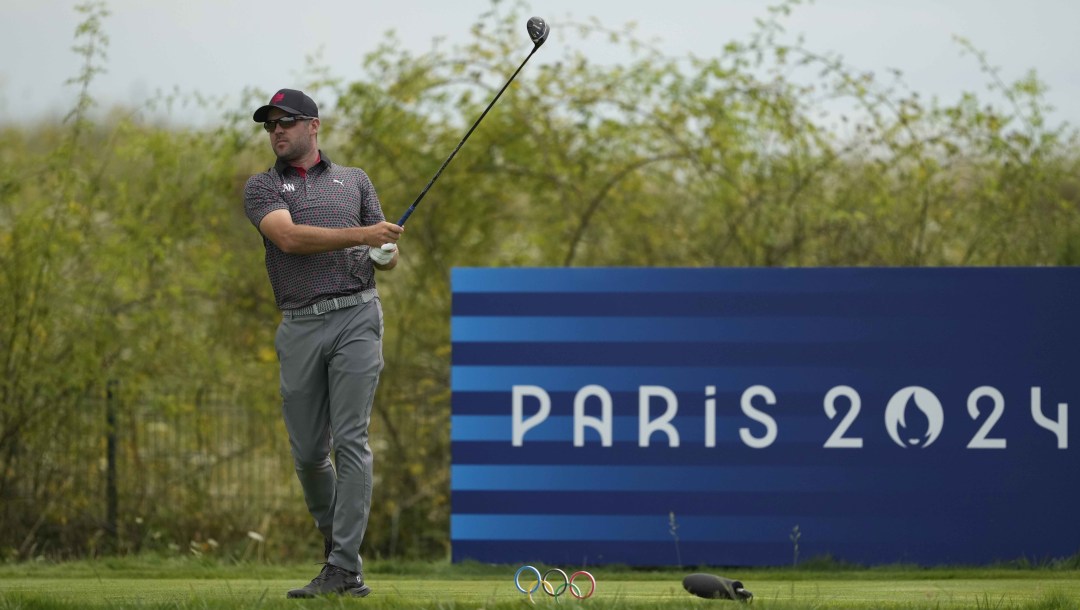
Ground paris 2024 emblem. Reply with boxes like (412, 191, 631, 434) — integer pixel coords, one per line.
(884, 386, 945, 448)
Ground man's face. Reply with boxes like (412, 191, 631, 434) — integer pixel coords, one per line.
(266, 107, 318, 162)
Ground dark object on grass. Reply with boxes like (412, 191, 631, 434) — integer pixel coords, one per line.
(683, 573, 754, 602)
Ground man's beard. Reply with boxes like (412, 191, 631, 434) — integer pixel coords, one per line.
(274, 139, 311, 163)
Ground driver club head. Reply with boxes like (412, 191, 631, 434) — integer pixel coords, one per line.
(527, 16, 550, 48)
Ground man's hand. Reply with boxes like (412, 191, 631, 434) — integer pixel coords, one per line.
(366, 221, 404, 247)
(369, 243, 398, 266)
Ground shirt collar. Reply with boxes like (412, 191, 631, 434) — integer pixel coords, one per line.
(274, 150, 332, 175)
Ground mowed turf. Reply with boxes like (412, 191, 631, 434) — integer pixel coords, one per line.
(1, 561, 1078, 609)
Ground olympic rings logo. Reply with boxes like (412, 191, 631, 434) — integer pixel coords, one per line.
(514, 565, 596, 602)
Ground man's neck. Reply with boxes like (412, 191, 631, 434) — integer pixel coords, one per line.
(291, 150, 321, 171)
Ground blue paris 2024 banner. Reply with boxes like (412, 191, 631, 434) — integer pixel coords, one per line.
(449, 268, 1078, 566)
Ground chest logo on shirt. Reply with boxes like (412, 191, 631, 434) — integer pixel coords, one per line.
(333, 179, 345, 186)
(281, 183, 297, 193)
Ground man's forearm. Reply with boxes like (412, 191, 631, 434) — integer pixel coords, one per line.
(273, 223, 370, 255)
(258, 209, 403, 255)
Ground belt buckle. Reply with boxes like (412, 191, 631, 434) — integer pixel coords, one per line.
(320, 297, 342, 315)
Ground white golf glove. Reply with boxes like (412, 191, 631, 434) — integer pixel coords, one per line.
(368, 242, 398, 265)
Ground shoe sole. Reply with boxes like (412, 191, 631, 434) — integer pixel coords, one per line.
(286, 585, 371, 599)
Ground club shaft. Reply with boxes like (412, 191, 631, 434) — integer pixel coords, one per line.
(397, 45, 539, 226)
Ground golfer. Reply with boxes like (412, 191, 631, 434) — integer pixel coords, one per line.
(244, 88, 403, 598)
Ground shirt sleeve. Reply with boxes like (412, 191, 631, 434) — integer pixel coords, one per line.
(243, 172, 288, 230)
(356, 169, 387, 226)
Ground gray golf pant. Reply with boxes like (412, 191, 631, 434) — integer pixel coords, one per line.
(275, 296, 383, 575)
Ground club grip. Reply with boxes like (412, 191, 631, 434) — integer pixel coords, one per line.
(397, 206, 416, 226)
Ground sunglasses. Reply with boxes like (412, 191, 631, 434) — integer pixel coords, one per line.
(262, 116, 315, 132)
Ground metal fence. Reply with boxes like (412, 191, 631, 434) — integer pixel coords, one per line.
(1, 383, 306, 558)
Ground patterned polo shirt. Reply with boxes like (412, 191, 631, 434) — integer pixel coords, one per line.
(244, 151, 386, 310)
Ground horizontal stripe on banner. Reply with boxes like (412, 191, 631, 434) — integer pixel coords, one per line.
(449, 463, 1073, 493)
(449, 442, 1078, 468)
(451, 514, 917, 542)
(450, 415, 829, 443)
(452, 365, 900, 392)
(450, 538, 1079, 567)
(450, 490, 1021, 516)
(451, 316, 950, 343)
(449, 462, 1071, 494)
(451, 291, 1055, 318)
(450, 341, 1036, 368)
(451, 540, 796, 566)
(452, 465, 892, 493)
(451, 267, 1080, 294)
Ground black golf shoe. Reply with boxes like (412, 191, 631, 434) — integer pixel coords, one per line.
(286, 563, 371, 598)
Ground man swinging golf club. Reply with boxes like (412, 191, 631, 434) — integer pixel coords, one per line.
(244, 88, 402, 598)
(242, 16, 549, 599)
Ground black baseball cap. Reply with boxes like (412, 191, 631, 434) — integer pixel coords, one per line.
(252, 89, 319, 122)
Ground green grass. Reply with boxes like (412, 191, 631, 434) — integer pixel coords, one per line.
(1, 557, 1078, 609)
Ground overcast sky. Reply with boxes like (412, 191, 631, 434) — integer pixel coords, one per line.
(3, 0, 1078, 129)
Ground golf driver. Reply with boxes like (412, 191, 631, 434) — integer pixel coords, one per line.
(395, 16, 550, 226)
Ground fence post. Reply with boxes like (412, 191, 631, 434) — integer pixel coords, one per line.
(105, 379, 119, 552)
